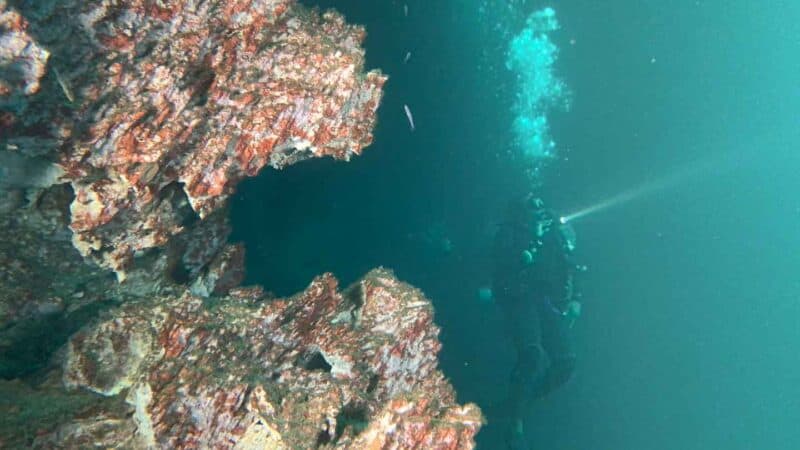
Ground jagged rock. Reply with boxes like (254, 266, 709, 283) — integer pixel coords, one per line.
(0, 0, 386, 278)
(188, 243, 246, 297)
(52, 269, 481, 449)
(0, 2, 482, 448)
(0, 2, 50, 98)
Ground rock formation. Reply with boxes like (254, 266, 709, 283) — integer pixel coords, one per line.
(0, 0, 482, 448)
(46, 270, 481, 449)
(2, 0, 386, 278)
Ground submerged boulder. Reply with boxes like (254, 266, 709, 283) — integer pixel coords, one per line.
(48, 269, 481, 449)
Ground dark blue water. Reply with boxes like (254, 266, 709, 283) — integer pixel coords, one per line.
(232, 1, 800, 448)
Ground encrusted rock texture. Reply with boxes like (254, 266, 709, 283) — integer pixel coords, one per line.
(0, 1, 482, 448)
(1, 0, 386, 278)
(42, 269, 481, 449)
(0, 179, 243, 346)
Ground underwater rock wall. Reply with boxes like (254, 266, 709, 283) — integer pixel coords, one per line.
(1, 0, 386, 278)
(0, 1, 481, 448)
(49, 269, 481, 449)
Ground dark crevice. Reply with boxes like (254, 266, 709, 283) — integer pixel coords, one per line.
(161, 181, 202, 285)
(297, 349, 332, 373)
(184, 67, 215, 108)
(158, 181, 199, 227)
(366, 373, 379, 394)
(343, 283, 364, 310)
(334, 403, 369, 442)
(315, 423, 332, 447)
(0, 300, 114, 380)
(169, 260, 192, 285)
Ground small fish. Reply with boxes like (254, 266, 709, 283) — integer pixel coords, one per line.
(403, 51, 411, 64)
(403, 104, 415, 131)
(53, 67, 74, 103)
(404, 4, 408, 17)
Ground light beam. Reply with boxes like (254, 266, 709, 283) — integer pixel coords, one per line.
(560, 150, 749, 224)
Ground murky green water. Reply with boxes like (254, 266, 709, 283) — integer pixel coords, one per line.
(233, 1, 800, 448)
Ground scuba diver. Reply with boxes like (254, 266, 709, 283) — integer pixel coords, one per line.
(491, 194, 582, 449)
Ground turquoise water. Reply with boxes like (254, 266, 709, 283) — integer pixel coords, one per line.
(232, 1, 800, 448)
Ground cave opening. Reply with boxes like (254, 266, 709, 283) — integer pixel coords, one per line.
(228, 1, 526, 447)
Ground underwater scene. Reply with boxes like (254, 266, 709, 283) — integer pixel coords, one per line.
(1, 0, 798, 448)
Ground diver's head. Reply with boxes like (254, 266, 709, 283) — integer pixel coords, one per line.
(521, 194, 576, 252)
(525, 193, 545, 211)
(529, 203, 558, 239)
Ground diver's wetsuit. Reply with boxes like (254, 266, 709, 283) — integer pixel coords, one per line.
(492, 196, 578, 418)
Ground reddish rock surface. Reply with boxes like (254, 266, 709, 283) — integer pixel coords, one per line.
(55, 269, 482, 449)
(0, 2, 483, 448)
(1, 0, 386, 278)
(0, 1, 50, 98)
